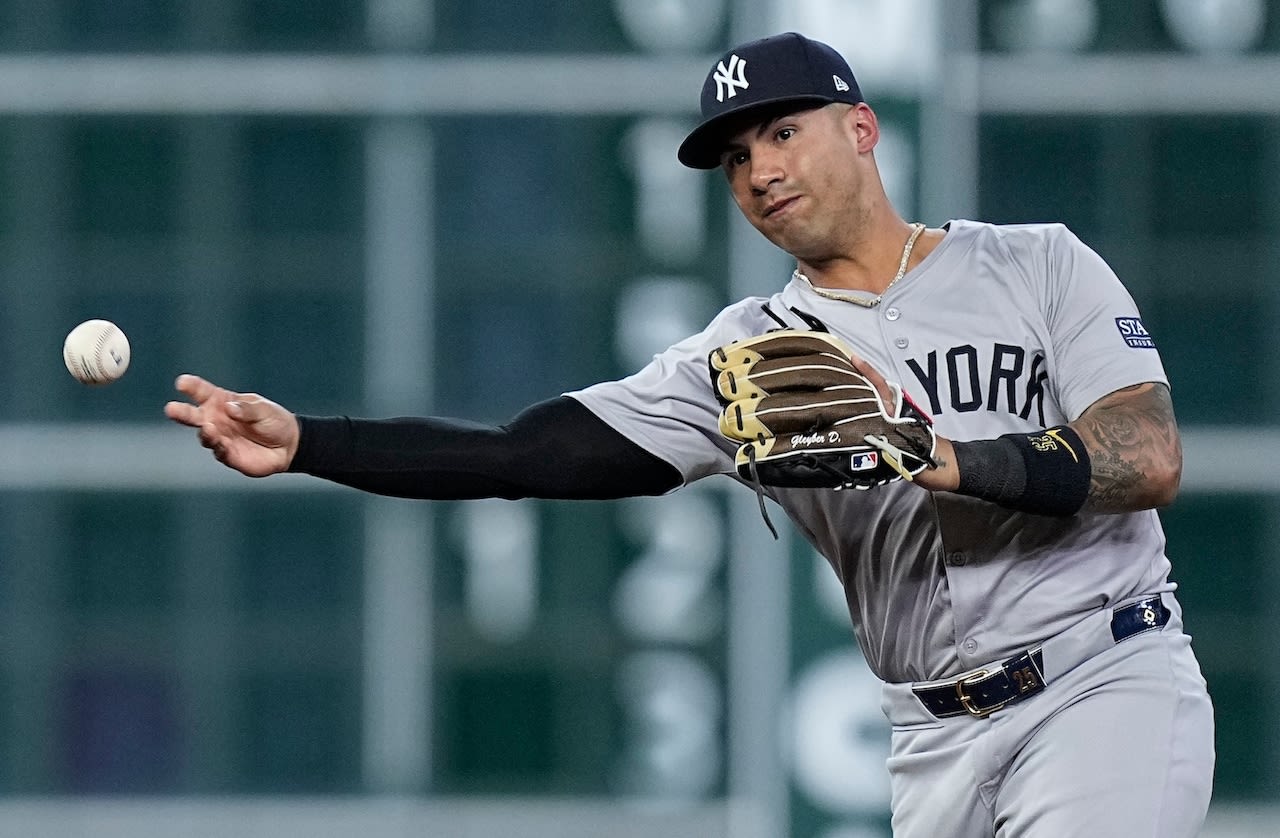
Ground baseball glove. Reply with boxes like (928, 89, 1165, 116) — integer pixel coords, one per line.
(709, 329, 937, 491)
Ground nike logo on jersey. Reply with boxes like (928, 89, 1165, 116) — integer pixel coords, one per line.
(905, 343, 1048, 425)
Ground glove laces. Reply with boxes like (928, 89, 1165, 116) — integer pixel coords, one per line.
(745, 446, 780, 540)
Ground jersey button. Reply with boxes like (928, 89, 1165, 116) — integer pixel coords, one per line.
(963, 639, 978, 654)
(894, 337, 909, 349)
(885, 307, 901, 321)
(947, 551, 968, 566)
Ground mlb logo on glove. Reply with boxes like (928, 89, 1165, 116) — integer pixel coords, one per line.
(849, 452, 880, 471)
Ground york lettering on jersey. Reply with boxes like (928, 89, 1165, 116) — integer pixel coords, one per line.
(905, 343, 1048, 425)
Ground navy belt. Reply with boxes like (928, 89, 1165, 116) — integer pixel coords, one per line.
(913, 596, 1171, 719)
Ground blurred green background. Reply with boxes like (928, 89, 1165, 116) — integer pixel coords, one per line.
(0, 1, 1277, 836)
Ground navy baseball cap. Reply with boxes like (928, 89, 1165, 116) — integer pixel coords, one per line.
(678, 32, 864, 169)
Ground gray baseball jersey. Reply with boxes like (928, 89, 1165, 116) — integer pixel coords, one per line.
(570, 219, 1173, 684)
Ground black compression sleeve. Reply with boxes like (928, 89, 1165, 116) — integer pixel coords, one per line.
(287, 395, 682, 500)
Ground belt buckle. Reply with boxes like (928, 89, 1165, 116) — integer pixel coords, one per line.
(955, 669, 1004, 718)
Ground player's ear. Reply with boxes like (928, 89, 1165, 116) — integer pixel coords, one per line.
(845, 102, 879, 154)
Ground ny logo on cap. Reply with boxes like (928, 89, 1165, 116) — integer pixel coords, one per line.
(713, 54, 749, 102)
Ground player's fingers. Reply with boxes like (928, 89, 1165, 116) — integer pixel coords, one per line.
(173, 374, 226, 406)
(197, 423, 239, 466)
(163, 400, 203, 428)
(225, 395, 275, 425)
(197, 422, 224, 451)
(843, 356, 897, 411)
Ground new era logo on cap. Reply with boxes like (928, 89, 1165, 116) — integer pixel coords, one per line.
(678, 32, 865, 169)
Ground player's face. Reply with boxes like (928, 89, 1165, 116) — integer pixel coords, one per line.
(719, 104, 871, 261)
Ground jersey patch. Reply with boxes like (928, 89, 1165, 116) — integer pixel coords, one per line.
(1115, 317, 1156, 349)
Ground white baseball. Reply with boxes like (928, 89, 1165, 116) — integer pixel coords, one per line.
(63, 319, 131, 385)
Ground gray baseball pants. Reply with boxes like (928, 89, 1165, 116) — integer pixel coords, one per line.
(881, 595, 1215, 837)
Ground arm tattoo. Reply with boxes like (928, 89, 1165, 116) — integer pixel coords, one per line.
(1072, 383, 1182, 513)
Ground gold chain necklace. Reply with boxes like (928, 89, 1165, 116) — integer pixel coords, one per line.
(793, 222, 926, 308)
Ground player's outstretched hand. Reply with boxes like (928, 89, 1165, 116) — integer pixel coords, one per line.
(164, 374, 299, 477)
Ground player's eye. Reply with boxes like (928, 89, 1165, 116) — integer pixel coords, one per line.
(723, 150, 749, 169)
(775, 126, 796, 142)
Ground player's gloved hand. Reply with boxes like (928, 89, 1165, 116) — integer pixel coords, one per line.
(709, 330, 937, 490)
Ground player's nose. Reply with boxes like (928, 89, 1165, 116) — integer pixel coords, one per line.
(750, 167, 784, 195)
(748, 148, 785, 193)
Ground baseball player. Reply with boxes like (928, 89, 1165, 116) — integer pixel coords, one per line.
(166, 32, 1214, 836)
